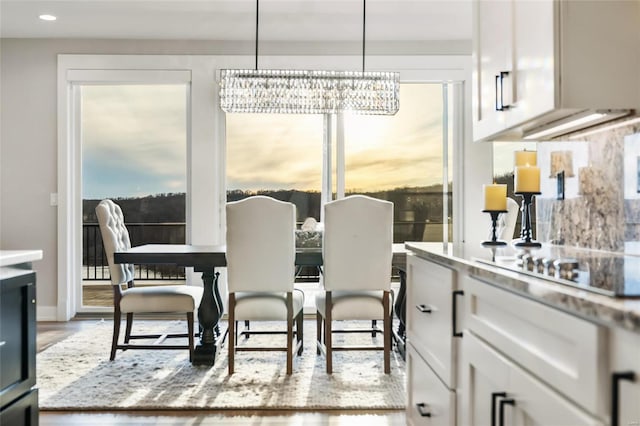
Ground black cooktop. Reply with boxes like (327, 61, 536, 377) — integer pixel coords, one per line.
(477, 245, 640, 297)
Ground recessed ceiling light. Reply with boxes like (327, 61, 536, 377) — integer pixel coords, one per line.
(39, 14, 57, 21)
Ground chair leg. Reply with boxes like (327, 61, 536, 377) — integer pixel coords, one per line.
(383, 291, 391, 374)
(372, 319, 377, 338)
(228, 294, 236, 375)
(124, 312, 133, 343)
(110, 307, 121, 361)
(316, 311, 322, 355)
(286, 292, 293, 375)
(325, 291, 333, 374)
(187, 312, 195, 362)
(296, 310, 304, 356)
(244, 320, 250, 339)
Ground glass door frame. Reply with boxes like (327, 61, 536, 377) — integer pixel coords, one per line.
(69, 71, 192, 314)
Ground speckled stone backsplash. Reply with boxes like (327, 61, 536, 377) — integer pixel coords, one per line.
(536, 119, 640, 253)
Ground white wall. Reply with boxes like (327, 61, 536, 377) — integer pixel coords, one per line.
(0, 38, 487, 321)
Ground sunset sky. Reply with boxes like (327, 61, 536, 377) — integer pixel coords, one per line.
(82, 83, 446, 199)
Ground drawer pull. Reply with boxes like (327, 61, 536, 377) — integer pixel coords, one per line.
(415, 402, 432, 417)
(452, 290, 464, 338)
(499, 398, 515, 426)
(415, 304, 432, 314)
(611, 370, 636, 426)
(491, 392, 507, 426)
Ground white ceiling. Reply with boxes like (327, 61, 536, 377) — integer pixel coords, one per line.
(0, 0, 472, 42)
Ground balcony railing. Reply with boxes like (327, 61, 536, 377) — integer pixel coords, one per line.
(83, 223, 186, 281)
(84, 220, 448, 282)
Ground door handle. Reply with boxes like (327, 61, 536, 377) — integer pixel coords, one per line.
(499, 397, 515, 426)
(611, 371, 636, 426)
(452, 290, 464, 337)
(495, 71, 510, 111)
(415, 304, 433, 314)
(491, 392, 507, 426)
(415, 402, 432, 417)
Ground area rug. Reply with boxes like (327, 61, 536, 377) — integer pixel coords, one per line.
(37, 320, 406, 410)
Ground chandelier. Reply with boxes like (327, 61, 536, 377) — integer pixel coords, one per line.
(219, 0, 399, 115)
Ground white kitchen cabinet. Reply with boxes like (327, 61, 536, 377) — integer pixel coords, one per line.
(405, 253, 464, 424)
(407, 346, 456, 426)
(460, 331, 510, 426)
(609, 327, 640, 426)
(404, 245, 640, 426)
(463, 274, 608, 417)
(463, 332, 604, 426)
(472, 0, 639, 142)
(406, 254, 462, 388)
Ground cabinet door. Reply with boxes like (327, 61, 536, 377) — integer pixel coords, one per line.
(0, 388, 38, 426)
(510, 0, 557, 127)
(0, 271, 36, 408)
(472, 0, 513, 141)
(610, 328, 640, 426)
(406, 255, 459, 388)
(509, 359, 604, 426)
(407, 345, 455, 426)
(461, 332, 511, 426)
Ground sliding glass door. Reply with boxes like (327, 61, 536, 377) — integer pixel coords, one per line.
(79, 83, 189, 310)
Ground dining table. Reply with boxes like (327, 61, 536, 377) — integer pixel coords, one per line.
(114, 243, 407, 366)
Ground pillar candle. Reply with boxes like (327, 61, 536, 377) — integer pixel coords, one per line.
(514, 150, 537, 167)
(483, 184, 507, 211)
(515, 165, 541, 192)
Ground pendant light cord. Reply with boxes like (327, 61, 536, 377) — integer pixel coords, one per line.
(255, 0, 259, 70)
(362, 0, 366, 73)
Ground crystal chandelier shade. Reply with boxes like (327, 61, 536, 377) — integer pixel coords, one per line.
(218, 0, 400, 115)
(219, 69, 400, 115)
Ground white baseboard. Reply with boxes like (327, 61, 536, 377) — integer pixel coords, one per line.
(37, 306, 59, 322)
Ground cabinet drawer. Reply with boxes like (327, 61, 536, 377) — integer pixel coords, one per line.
(0, 388, 38, 426)
(407, 344, 455, 426)
(463, 332, 603, 426)
(464, 275, 607, 417)
(406, 255, 461, 388)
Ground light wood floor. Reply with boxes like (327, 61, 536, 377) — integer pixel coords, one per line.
(37, 320, 407, 426)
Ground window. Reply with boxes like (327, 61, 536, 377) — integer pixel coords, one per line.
(226, 113, 324, 222)
(225, 83, 457, 243)
(344, 83, 453, 242)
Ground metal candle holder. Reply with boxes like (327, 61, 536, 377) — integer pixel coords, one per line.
(514, 191, 541, 248)
(481, 209, 508, 247)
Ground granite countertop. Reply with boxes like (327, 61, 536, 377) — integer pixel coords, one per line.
(405, 242, 640, 335)
(0, 249, 43, 268)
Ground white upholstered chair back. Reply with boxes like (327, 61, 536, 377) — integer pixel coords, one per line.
(226, 196, 296, 293)
(323, 195, 393, 292)
(96, 199, 135, 286)
(497, 197, 520, 240)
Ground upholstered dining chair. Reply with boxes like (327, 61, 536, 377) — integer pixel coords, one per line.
(226, 196, 304, 375)
(497, 197, 520, 241)
(315, 195, 394, 374)
(95, 199, 203, 361)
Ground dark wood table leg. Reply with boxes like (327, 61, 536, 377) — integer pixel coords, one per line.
(392, 267, 407, 360)
(193, 270, 221, 366)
